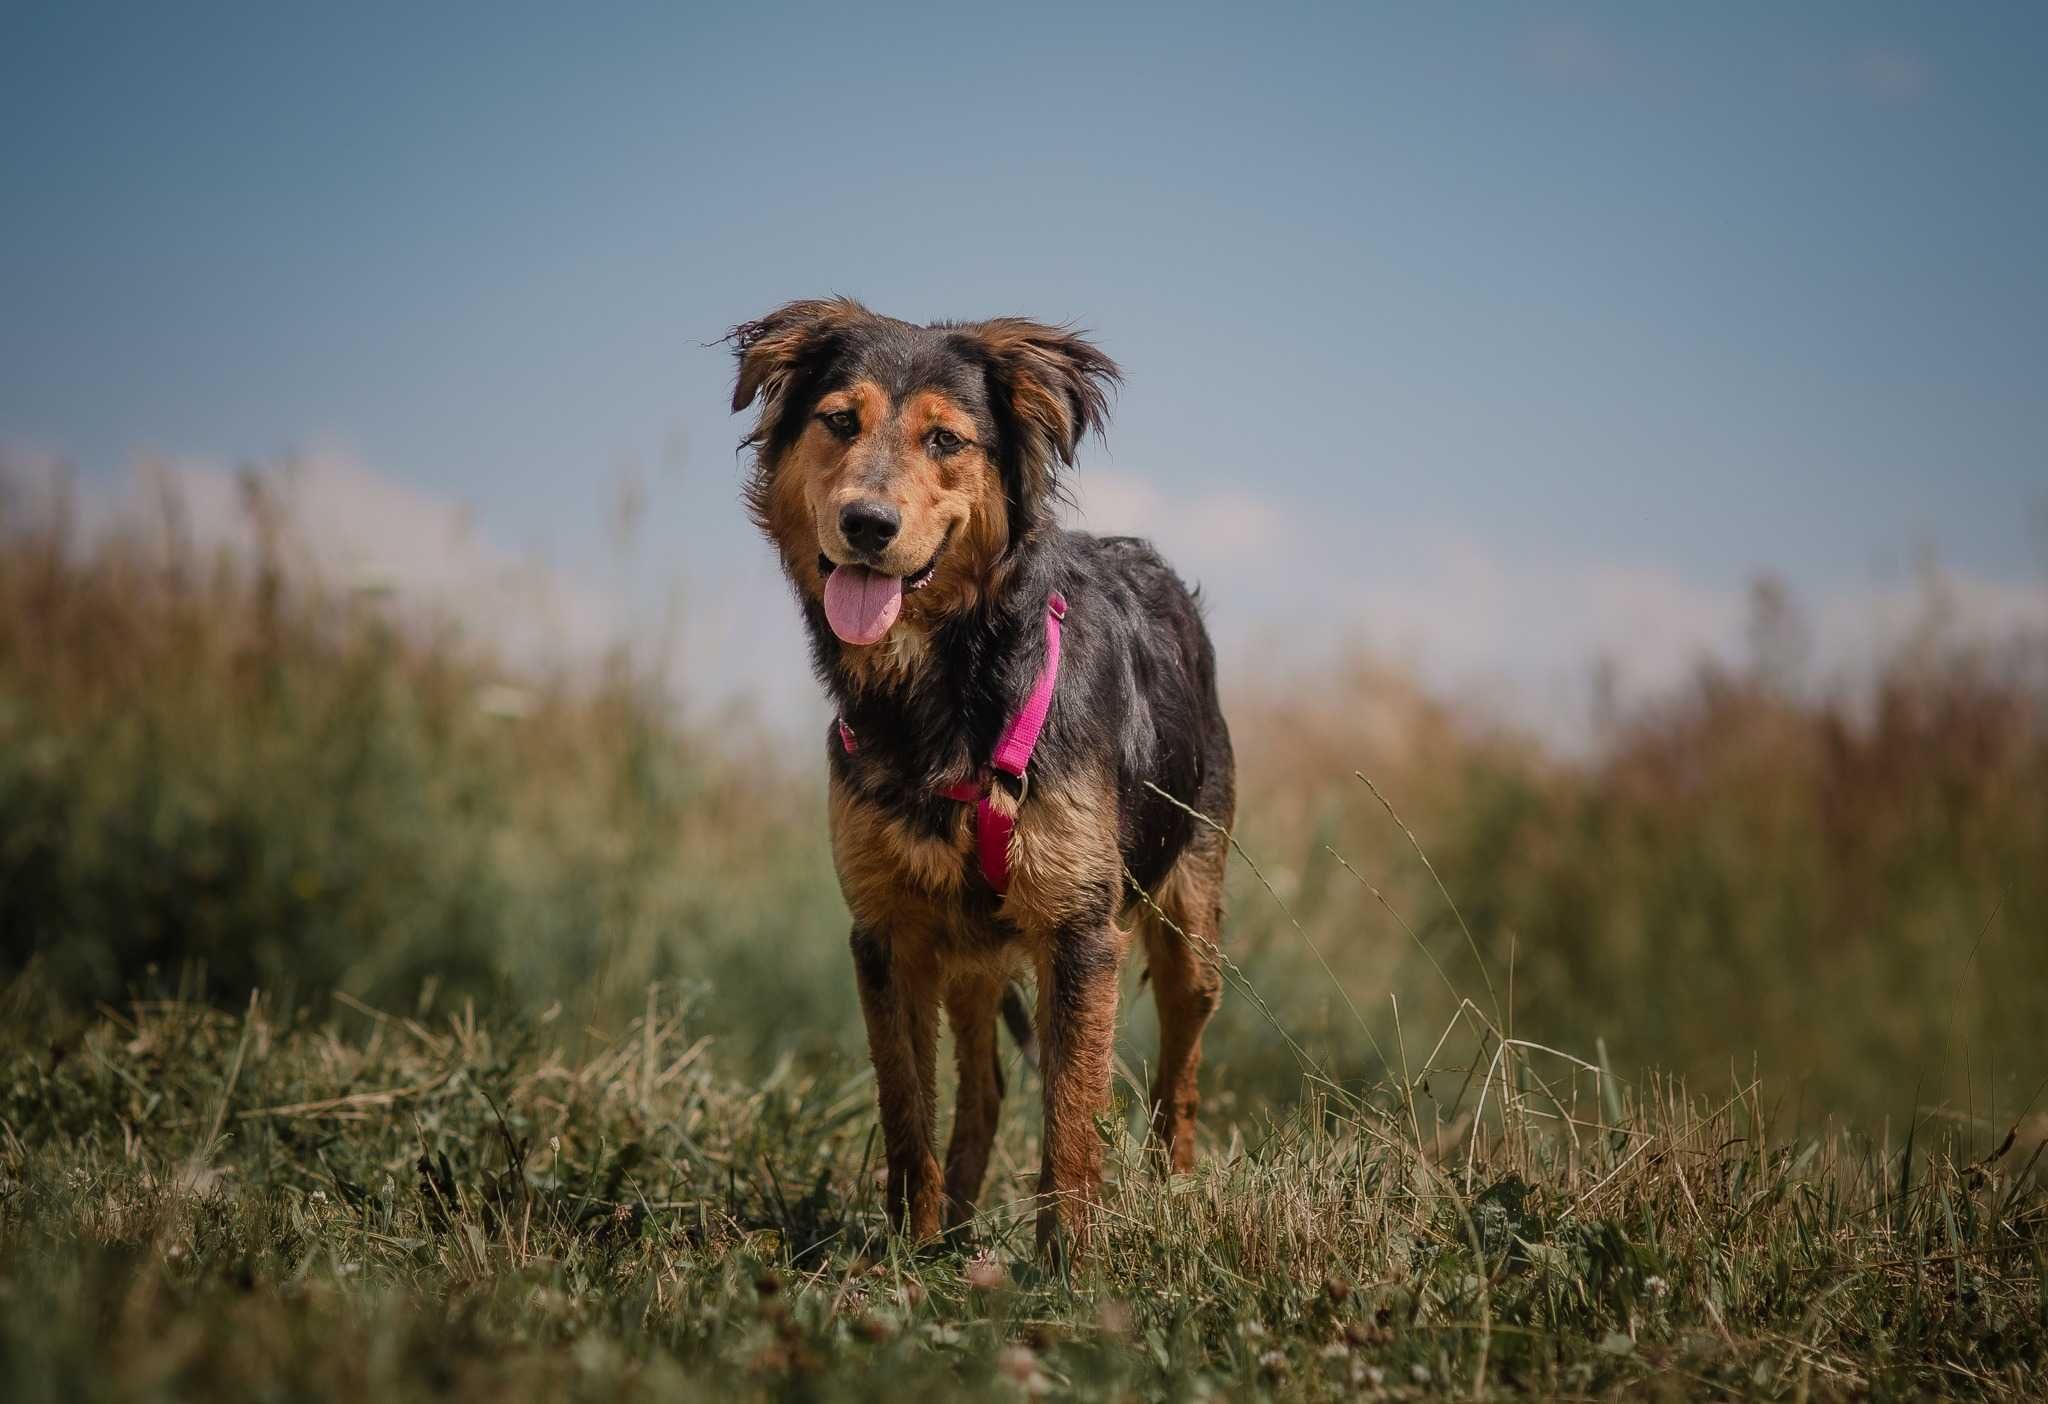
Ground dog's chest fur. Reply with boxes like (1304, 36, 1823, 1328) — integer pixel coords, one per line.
(827, 760, 1124, 960)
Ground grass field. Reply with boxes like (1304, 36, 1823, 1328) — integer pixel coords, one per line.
(3, 982, 2043, 1400)
(3, 477, 2046, 1397)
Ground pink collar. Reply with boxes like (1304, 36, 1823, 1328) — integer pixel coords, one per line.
(837, 591, 1067, 894)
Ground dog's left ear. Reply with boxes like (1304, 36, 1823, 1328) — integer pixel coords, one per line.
(970, 319, 1121, 508)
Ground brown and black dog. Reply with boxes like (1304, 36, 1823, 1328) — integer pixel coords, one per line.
(729, 299, 1234, 1256)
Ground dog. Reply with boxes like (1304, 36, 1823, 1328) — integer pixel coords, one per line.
(729, 299, 1234, 1256)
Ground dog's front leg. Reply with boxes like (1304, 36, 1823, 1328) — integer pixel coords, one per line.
(942, 973, 1007, 1231)
(1034, 919, 1126, 1260)
(848, 925, 942, 1240)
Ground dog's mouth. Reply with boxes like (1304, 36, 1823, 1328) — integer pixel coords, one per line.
(815, 544, 943, 593)
(816, 530, 949, 646)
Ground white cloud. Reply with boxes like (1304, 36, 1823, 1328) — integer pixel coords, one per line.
(1809, 569, 2044, 666)
(1066, 468, 2047, 748)
(61, 450, 628, 671)
(1350, 544, 1745, 689)
(1064, 470, 1293, 566)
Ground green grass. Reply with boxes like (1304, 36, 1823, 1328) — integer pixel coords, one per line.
(1, 981, 2042, 1401)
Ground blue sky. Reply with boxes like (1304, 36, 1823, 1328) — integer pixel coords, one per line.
(4, 2, 2044, 730)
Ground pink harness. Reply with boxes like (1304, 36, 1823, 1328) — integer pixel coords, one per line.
(836, 591, 1067, 894)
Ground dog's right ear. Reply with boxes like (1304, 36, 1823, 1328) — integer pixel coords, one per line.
(728, 298, 866, 439)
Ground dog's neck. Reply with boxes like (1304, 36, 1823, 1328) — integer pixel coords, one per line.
(811, 530, 1057, 790)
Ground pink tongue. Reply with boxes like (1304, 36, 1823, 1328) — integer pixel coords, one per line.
(822, 565, 903, 645)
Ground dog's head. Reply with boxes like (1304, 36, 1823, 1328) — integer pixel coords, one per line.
(730, 298, 1117, 650)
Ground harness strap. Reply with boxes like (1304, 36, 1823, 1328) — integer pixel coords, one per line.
(836, 591, 1067, 894)
(990, 592, 1065, 779)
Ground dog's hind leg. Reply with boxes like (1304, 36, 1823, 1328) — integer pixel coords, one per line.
(849, 925, 943, 1240)
(1139, 831, 1226, 1173)
(942, 973, 1007, 1230)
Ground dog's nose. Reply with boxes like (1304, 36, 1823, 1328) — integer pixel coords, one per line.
(839, 500, 901, 555)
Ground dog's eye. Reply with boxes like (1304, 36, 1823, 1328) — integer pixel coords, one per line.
(818, 409, 859, 438)
(929, 428, 966, 455)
